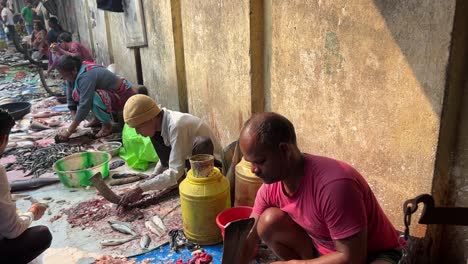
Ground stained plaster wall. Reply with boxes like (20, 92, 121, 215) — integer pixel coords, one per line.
(107, 12, 138, 84)
(139, 0, 180, 110)
(56, 0, 93, 54)
(72, 1, 93, 54)
(87, 0, 112, 66)
(268, 1, 454, 239)
(182, 0, 252, 146)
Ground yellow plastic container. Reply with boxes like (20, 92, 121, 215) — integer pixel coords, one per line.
(234, 158, 263, 207)
(179, 166, 231, 245)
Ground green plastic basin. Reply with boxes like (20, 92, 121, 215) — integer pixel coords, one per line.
(53, 151, 111, 187)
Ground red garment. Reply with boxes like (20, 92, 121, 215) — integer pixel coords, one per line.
(252, 154, 399, 256)
(175, 252, 213, 264)
(69, 42, 94, 62)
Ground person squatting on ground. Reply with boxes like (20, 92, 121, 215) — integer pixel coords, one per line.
(46, 31, 94, 76)
(119, 94, 222, 205)
(0, 109, 52, 263)
(53, 32, 93, 62)
(239, 112, 401, 264)
(56, 55, 136, 140)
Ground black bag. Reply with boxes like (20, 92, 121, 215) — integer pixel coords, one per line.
(97, 0, 124, 13)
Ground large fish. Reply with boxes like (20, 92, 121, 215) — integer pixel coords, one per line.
(151, 215, 166, 232)
(100, 236, 137, 246)
(109, 223, 137, 236)
(140, 234, 151, 250)
(145, 221, 163, 236)
(108, 220, 133, 229)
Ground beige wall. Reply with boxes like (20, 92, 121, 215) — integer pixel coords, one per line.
(87, 0, 112, 66)
(107, 13, 138, 84)
(140, 0, 180, 110)
(269, 0, 455, 236)
(73, 0, 93, 54)
(182, 0, 252, 147)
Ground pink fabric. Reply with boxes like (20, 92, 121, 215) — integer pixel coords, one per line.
(69, 42, 94, 62)
(252, 154, 399, 256)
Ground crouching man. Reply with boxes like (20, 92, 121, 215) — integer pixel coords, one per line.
(120, 94, 222, 205)
(239, 112, 401, 264)
(0, 109, 52, 263)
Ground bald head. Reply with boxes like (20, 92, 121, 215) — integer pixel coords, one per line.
(241, 112, 297, 150)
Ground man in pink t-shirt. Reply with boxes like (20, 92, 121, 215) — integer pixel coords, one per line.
(239, 112, 401, 264)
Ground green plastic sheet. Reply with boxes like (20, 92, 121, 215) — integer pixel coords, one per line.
(119, 124, 159, 171)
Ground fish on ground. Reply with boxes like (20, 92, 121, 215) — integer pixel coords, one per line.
(109, 223, 137, 236)
(107, 220, 133, 229)
(151, 215, 166, 232)
(140, 234, 151, 250)
(145, 221, 163, 236)
(100, 236, 138, 247)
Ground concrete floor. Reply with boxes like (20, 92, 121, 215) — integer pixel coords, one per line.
(13, 164, 183, 264)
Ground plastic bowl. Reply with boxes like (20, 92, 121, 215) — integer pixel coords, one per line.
(53, 151, 111, 187)
(97, 142, 122, 157)
(216, 206, 253, 239)
(0, 102, 31, 120)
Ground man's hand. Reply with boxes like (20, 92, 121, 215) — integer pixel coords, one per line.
(50, 42, 58, 52)
(152, 162, 167, 177)
(57, 128, 72, 141)
(28, 203, 47, 220)
(120, 187, 144, 206)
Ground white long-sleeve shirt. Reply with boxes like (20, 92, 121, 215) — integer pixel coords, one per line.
(1, 7, 14, 26)
(0, 165, 34, 239)
(138, 109, 222, 192)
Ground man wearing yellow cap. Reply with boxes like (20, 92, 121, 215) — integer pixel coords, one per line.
(120, 94, 222, 204)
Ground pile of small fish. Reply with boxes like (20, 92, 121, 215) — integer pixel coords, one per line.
(101, 215, 167, 250)
(0, 80, 26, 91)
(4, 143, 83, 177)
(0, 50, 28, 66)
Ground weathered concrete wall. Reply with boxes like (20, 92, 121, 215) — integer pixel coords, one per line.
(57, 1, 93, 55)
(182, 0, 252, 146)
(139, 0, 180, 110)
(72, 1, 94, 56)
(87, 0, 112, 66)
(107, 12, 138, 84)
(269, 0, 455, 236)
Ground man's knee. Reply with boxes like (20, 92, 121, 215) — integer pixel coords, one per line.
(257, 207, 289, 241)
(192, 136, 214, 155)
(34, 226, 52, 249)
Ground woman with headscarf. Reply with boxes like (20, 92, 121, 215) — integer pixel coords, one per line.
(56, 55, 136, 139)
(31, 20, 46, 50)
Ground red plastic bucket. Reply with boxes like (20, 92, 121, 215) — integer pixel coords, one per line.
(216, 206, 253, 239)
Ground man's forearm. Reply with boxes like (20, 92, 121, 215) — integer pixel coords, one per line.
(139, 168, 178, 192)
(68, 119, 80, 134)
